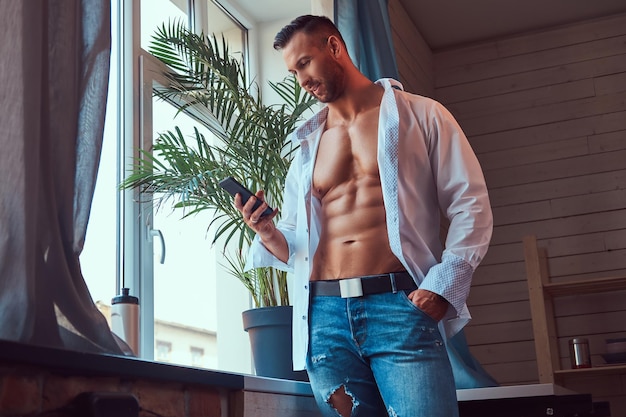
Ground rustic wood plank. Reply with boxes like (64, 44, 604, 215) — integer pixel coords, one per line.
(488, 170, 626, 208)
(388, 0, 433, 96)
(524, 236, 560, 382)
(538, 230, 626, 258)
(468, 280, 531, 305)
(437, 54, 626, 104)
(470, 340, 537, 364)
(551, 269, 626, 286)
(470, 111, 626, 154)
(468, 300, 531, 326)
(396, 53, 434, 97)
(554, 290, 626, 316)
(484, 149, 626, 189)
(495, 13, 626, 59)
(236, 391, 321, 417)
(389, 0, 432, 71)
(548, 249, 626, 278)
(491, 210, 626, 245)
(595, 71, 626, 96)
(491, 200, 552, 225)
(492, 190, 626, 226)
(479, 137, 589, 172)
(472, 261, 526, 285)
(435, 13, 626, 69)
(550, 189, 626, 218)
(436, 35, 626, 87)
(556, 310, 626, 337)
(546, 277, 626, 297)
(460, 91, 626, 137)
(464, 320, 533, 345)
(590, 130, 626, 153)
(479, 242, 525, 266)
(447, 79, 595, 120)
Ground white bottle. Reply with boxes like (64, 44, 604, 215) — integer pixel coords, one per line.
(111, 288, 140, 356)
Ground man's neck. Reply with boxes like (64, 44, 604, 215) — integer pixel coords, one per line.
(328, 79, 383, 123)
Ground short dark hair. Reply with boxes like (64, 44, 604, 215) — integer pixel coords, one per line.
(273, 15, 345, 51)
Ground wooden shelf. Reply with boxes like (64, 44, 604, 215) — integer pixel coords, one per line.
(523, 234, 626, 385)
(544, 275, 626, 297)
(554, 363, 626, 379)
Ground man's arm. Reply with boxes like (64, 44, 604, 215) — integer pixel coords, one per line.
(420, 101, 493, 320)
(235, 191, 290, 263)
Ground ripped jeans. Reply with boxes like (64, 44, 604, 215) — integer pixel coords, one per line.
(306, 291, 459, 417)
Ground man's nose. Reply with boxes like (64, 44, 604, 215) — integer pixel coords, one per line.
(296, 73, 309, 89)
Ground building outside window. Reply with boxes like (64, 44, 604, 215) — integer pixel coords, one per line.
(190, 346, 205, 367)
(155, 340, 172, 362)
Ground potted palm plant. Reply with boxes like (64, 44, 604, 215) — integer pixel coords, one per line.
(120, 21, 315, 380)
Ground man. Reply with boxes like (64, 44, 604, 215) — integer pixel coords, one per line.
(235, 15, 492, 417)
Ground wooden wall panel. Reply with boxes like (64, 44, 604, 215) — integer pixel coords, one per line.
(388, 0, 434, 97)
(391, 5, 626, 411)
(428, 11, 626, 413)
(435, 13, 626, 69)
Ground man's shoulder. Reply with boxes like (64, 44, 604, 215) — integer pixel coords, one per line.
(393, 87, 437, 107)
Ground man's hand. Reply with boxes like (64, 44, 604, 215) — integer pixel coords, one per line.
(233, 189, 289, 263)
(406, 289, 448, 321)
(234, 189, 278, 237)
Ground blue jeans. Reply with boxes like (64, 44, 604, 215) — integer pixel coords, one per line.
(306, 291, 459, 417)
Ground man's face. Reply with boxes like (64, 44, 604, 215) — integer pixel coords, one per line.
(281, 31, 345, 103)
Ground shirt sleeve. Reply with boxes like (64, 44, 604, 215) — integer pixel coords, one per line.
(418, 101, 493, 317)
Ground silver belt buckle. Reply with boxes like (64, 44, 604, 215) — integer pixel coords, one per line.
(339, 278, 363, 298)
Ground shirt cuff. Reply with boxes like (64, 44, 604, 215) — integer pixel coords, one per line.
(244, 231, 294, 273)
(418, 252, 474, 318)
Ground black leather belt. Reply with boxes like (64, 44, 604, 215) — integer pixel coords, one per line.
(310, 272, 416, 298)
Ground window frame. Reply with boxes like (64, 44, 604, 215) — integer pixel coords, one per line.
(118, 0, 253, 364)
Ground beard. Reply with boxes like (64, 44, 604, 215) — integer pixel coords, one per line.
(309, 60, 345, 103)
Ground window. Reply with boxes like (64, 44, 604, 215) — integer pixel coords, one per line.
(83, 0, 251, 373)
(190, 346, 205, 367)
(83, 0, 310, 375)
(156, 340, 172, 362)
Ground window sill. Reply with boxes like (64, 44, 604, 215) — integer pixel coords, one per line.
(0, 339, 312, 396)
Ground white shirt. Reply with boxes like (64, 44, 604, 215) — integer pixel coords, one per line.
(246, 79, 493, 370)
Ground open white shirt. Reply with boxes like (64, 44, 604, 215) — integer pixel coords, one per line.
(246, 78, 493, 370)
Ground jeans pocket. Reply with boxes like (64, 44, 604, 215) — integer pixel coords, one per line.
(398, 290, 438, 322)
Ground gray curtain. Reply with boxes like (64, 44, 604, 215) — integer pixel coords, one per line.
(0, 0, 124, 354)
(335, 0, 498, 389)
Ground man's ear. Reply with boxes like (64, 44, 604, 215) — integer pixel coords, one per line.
(327, 35, 342, 57)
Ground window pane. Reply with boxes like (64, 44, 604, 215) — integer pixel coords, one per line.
(144, 1, 249, 372)
(206, 1, 246, 65)
(152, 98, 215, 324)
(141, 0, 188, 50)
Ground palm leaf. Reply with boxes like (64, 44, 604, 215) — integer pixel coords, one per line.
(121, 20, 316, 306)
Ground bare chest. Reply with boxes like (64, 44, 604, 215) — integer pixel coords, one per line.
(312, 109, 380, 199)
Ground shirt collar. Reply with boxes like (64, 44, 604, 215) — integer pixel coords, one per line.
(292, 78, 404, 142)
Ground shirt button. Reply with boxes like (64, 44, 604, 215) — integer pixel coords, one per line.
(304, 257, 308, 261)
(304, 285, 308, 290)
(302, 316, 307, 320)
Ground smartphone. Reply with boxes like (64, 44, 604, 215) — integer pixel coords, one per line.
(218, 176, 273, 217)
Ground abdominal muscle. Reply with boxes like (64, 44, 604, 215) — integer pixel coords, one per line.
(309, 100, 405, 281)
(309, 175, 406, 281)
